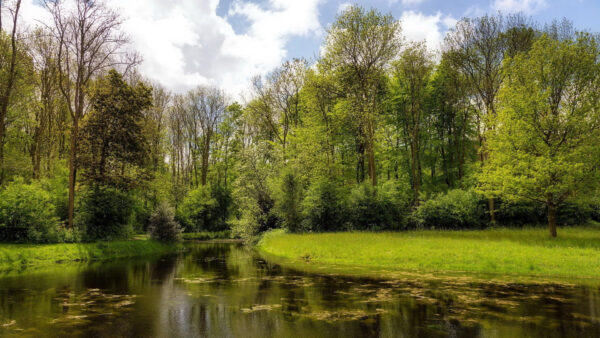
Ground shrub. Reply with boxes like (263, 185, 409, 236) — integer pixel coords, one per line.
(496, 200, 545, 227)
(413, 189, 484, 229)
(148, 202, 183, 242)
(77, 186, 135, 241)
(348, 182, 409, 231)
(273, 171, 304, 232)
(0, 178, 63, 243)
(179, 184, 232, 232)
(301, 179, 348, 232)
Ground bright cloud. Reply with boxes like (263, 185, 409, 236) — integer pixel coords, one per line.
(492, 0, 548, 14)
(400, 11, 456, 52)
(18, 0, 323, 98)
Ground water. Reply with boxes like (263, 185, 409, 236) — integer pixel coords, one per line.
(0, 242, 599, 337)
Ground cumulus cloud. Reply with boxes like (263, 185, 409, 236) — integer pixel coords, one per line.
(400, 11, 456, 52)
(17, 0, 324, 97)
(492, 0, 547, 14)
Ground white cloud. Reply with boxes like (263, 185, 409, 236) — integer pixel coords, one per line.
(17, 0, 324, 98)
(400, 11, 456, 52)
(337, 2, 352, 13)
(492, 0, 548, 14)
(390, 0, 426, 5)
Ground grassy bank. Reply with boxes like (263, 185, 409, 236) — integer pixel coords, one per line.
(0, 240, 183, 271)
(258, 226, 600, 281)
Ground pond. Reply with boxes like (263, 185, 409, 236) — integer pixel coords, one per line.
(0, 242, 599, 337)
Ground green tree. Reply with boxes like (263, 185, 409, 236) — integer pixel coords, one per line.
(79, 70, 153, 189)
(322, 5, 402, 186)
(480, 34, 600, 237)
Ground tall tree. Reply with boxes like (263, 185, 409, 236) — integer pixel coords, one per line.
(480, 34, 600, 237)
(0, 0, 22, 184)
(390, 42, 434, 204)
(45, 0, 135, 227)
(322, 5, 402, 186)
(79, 70, 152, 188)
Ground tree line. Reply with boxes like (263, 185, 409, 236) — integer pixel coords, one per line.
(0, 1, 598, 242)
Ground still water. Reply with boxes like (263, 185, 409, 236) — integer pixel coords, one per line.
(0, 242, 599, 337)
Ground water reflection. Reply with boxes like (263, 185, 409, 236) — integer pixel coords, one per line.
(0, 242, 599, 337)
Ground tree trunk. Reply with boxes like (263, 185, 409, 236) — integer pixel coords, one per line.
(547, 202, 557, 238)
(67, 117, 79, 228)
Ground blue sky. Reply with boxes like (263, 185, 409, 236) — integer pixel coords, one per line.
(20, 0, 600, 96)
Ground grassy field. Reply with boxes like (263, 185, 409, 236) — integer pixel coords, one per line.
(258, 226, 600, 281)
(0, 240, 183, 271)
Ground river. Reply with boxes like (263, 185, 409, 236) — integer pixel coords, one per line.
(0, 242, 598, 337)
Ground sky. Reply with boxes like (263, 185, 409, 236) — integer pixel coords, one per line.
(16, 0, 600, 99)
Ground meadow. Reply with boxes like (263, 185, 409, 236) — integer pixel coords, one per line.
(258, 225, 600, 280)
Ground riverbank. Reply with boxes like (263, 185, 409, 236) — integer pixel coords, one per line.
(0, 240, 183, 271)
(258, 226, 600, 281)
(182, 231, 234, 241)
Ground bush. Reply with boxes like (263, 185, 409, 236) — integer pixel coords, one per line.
(348, 182, 410, 231)
(413, 189, 484, 229)
(301, 179, 348, 232)
(179, 184, 232, 232)
(496, 200, 545, 227)
(77, 186, 135, 241)
(273, 171, 304, 232)
(148, 202, 183, 242)
(0, 178, 68, 243)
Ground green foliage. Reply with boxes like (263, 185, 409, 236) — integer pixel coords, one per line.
(413, 189, 484, 229)
(79, 69, 153, 189)
(179, 184, 232, 232)
(301, 179, 348, 232)
(348, 182, 410, 230)
(76, 186, 135, 241)
(0, 179, 77, 243)
(272, 171, 304, 232)
(148, 202, 183, 242)
(480, 33, 600, 233)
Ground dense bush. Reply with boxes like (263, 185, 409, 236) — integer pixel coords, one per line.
(413, 189, 484, 229)
(273, 171, 304, 232)
(301, 179, 348, 232)
(179, 184, 232, 232)
(0, 179, 77, 243)
(148, 202, 183, 242)
(76, 186, 135, 241)
(348, 182, 410, 231)
(495, 200, 545, 227)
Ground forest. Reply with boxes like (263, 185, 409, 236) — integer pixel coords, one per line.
(0, 0, 599, 248)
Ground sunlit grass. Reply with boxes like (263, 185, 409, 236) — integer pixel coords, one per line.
(258, 224, 600, 280)
(0, 240, 182, 270)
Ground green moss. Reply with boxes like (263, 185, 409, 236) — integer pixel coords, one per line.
(258, 225, 600, 281)
(0, 240, 182, 271)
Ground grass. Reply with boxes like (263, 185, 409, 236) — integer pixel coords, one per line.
(182, 231, 234, 241)
(258, 225, 600, 282)
(0, 239, 183, 271)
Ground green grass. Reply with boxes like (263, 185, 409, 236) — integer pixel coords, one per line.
(258, 225, 600, 281)
(182, 231, 234, 241)
(0, 240, 183, 271)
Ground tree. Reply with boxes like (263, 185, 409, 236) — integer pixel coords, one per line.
(79, 70, 152, 189)
(322, 5, 402, 186)
(0, 0, 22, 184)
(480, 34, 600, 237)
(186, 86, 227, 186)
(390, 42, 434, 205)
(45, 0, 136, 228)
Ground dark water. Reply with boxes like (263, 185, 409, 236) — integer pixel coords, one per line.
(0, 242, 599, 337)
